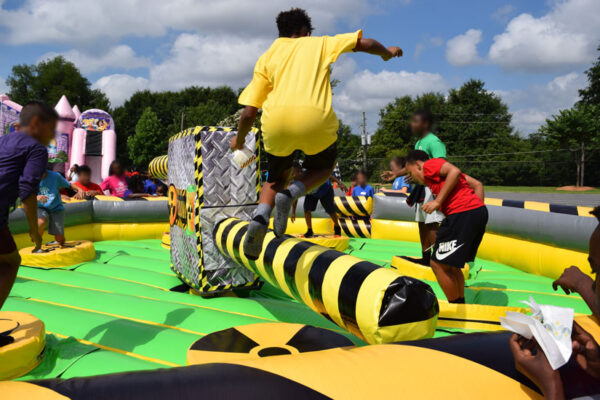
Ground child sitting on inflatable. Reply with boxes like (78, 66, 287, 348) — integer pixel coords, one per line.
(290, 161, 346, 238)
(404, 150, 486, 304)
(100, 161, 149, 199)
(351, 170, 375, 198)
(73, 165, 102, 199)
(230, 7, 402, 259)
(37, 167, 83, 248)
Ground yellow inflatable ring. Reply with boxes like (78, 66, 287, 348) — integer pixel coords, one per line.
(187, 323, 353, 365)
(161, 232, 171, 249)
(291, 234, 349, 252)
(0, 312, 45, 380)
(391, 255, 469, 281)
(19, 240, 95, 268)
(0, 382, 68, 400)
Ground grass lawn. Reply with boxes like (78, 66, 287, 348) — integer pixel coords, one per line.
(484, 186, 600, 194)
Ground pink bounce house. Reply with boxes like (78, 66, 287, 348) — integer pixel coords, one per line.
(1, 94, 116, 184)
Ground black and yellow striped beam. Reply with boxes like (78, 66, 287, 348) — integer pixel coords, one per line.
(338, 217, 371, 238)
(333, 196, 373, 218)
(148, 155, 168, 180)
(484, 197, 593, 217)
(214, 218, 438, 344)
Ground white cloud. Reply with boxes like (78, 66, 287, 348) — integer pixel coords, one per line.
(148, 33, 270, 91)
(93, 74, 149, 107)
(414, 36, 444, 59)
(488, 0, 600, 72)
(494, 72, 585, 134)
(0, 0, 370, 45)
(333, 69, 447, 130)
(445, 29, 483, 67)
(492, 5, 515, 23)
(39, 45, 150, 74)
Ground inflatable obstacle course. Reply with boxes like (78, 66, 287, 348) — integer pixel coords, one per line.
(290, 233, 349, 251)
(214, 218, 439, 344)
(391, 255, 470, 281)
(167, 126, 261, 294)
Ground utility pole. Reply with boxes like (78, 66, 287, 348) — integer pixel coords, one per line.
(361, 112, 368, 171)
(180, 111, 185, 132)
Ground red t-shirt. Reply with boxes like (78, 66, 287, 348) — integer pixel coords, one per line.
(75, 180, 103, 193)
(423, 158, 484, 215)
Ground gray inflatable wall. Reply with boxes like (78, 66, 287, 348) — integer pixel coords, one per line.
(371, 195, 595, 252)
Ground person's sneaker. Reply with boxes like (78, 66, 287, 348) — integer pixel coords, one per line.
(243, 220, 268, 260)
(400, 255, 430, 266)
(45, 241, 60, 246)
(333, 225, 342, 237)
(273, 191, 295, 237)
(303, 229, 314, 238)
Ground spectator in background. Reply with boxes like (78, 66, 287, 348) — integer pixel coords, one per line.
(351, 170, 374, 198)
(381, 156, 410, 196)
(144, 175, 158, 195)
(67, 164, 80, 183)
(73, 165, 102, 199)
(156, 183, 168, 197)
(101, 161, 148, 199)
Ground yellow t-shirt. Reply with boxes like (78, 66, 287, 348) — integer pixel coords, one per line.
(239, 30, 363, 157)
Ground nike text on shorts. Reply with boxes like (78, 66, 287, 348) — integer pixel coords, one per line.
(431, 206, 488, 268)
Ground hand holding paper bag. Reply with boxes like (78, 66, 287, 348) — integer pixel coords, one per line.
(501, 297, 574, 370)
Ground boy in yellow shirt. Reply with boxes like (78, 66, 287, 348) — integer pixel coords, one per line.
(231, 8, 402, 259)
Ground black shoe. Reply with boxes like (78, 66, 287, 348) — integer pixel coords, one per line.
(400, 255, 430, 266)
(303, 229, 314, 238)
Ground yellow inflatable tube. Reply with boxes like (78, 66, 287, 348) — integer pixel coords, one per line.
(0, 312, 46, 380)
(19, 240, 95, 268)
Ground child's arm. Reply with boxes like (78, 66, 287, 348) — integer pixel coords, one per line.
(422, 162, 461, 213)
(329, 175, 347, 192)
(354, 38, 402, 61)
(22, 194, 42, 249)
(291, 200, 297, 223)
(231, 106, 259, 151)
(70, 183, 85, 200)
(464, 174, 484, 201)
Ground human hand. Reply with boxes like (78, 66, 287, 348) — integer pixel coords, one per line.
(230, 136, 244, 152)
(509, 334, 564, 400)
(73, 191, 85, 200)
(552, 266, 592, 295)
(381, 170, 396, 182)
(30, 230, 42, 250)
(572, 322, 600, 379)
(382, 46, 402, 61)
(422, 200, 441, 214)
(291, 214, 296, 223)
(37, 195, 48, 203)
(339, 183, 348, 192)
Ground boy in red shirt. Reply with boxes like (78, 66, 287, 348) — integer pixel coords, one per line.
(73, 165, 102, 198)
(405, 150, 487, 303)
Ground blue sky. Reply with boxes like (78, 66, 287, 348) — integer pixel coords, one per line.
(0, 0, 599, 135)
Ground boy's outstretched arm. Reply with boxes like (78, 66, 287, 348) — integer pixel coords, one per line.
(354, 38, 402, 61)
(231, 106, 258, 151)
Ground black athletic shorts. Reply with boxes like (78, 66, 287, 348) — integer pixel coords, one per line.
(432, 206, 488, 268)
(266, 142, 337, 183)
(303, 186, 336, 215)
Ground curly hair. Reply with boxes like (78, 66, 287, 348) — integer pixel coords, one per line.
(591, 206, 600, 222)
(276, 8, 313, 37)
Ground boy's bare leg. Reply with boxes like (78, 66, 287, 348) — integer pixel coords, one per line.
(329, 213, 341, 236)
(403, 222, 438, 266)
(304, 211, 313, 237)
(244, 169, 292, 260)
(273, 167, 333, 237)
(38, 217, 47, 237)
(430, 259, 461, 302)
(0, 251, 21, 309)
(56, 234, 66, 247)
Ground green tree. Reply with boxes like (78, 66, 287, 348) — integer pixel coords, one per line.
(128, 107, 164, 168)
(538, 104, 600, 186)
(579, 45, 600, 105)
(336, 121, 361, 179)
(6, 56, 109, 109)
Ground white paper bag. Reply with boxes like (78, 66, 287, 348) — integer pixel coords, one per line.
(500, 297, 573, 370)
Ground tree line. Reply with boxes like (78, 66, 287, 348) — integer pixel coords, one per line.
(5, 50, 600, 187)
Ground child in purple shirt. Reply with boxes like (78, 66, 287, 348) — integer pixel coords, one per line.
(0, 101, 57, 310)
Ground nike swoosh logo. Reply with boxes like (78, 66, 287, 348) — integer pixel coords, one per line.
(435, 243, 464, 260)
